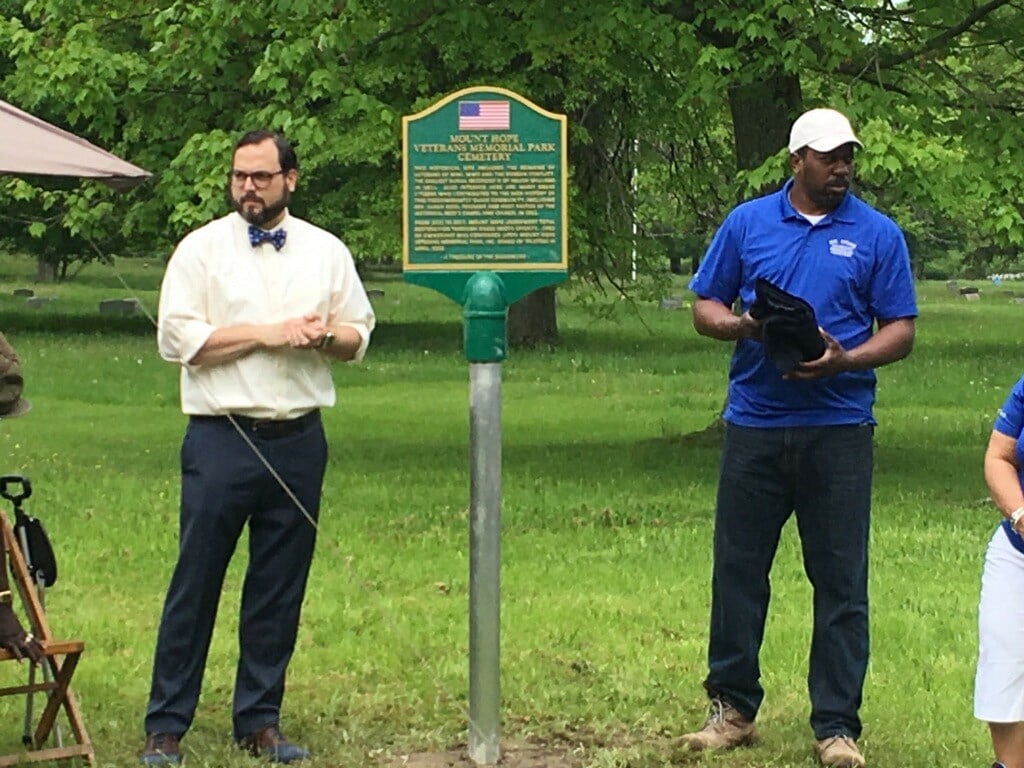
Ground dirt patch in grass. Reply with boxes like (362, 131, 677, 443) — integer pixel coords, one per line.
(385, 741, 582, 768)
(381, 723, 689, 767)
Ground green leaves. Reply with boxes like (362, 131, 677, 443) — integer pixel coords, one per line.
(2, 0, 1024, 282)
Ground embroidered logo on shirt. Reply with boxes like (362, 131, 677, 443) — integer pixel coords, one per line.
(829, 238, 857, 257)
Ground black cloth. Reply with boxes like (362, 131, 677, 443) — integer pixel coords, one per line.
(749, 278, 826, 373)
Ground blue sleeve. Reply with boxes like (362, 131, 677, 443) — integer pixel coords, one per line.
(868, 221, 918, 321)
(688, 211, 742, 305)
(995, 377, 1024, 438)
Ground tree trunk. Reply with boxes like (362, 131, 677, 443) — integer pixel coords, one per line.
(507, 286, 558, 347)
(728, 72, 802, 174)
(35, 255, 55, 283)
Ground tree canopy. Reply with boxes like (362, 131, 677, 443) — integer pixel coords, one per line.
(2, 0, 1024, 285)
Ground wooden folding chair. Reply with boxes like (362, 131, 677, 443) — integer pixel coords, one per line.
(0, 511, 92, 766)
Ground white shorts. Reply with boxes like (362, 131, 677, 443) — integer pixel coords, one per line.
(975, 525, 1024, 722)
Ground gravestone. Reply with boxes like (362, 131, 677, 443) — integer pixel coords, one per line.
(946, 280, 959, 292)
(25, 297, 56, 309)
(98, 298, 140, 316)
(963, 292, 981, 301)
(659, 296, 683, 310)
(12, 288, 33, 297)
(367, 289, 385, 299)
(959, 286, 979, 297)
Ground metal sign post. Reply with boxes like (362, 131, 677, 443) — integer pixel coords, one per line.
(402, 86, 568, 766)
(464, 272, 506, 764)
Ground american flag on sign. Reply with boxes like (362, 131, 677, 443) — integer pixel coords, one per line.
(458, 100, 510, 131)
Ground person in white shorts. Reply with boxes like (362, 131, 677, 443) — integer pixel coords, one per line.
(977, 374, 1024, 768)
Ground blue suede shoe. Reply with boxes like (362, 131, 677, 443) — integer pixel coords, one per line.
(241, 724, 310, 764)
(139, 733, 181, 765)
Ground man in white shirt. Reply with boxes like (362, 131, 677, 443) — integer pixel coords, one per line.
(141, 130, 375, 766)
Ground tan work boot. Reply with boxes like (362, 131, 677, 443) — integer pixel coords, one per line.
(680, 698, 758, 750)
(814, 735, 865, 767)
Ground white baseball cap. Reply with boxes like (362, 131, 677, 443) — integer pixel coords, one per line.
(788, 108, 863, 153)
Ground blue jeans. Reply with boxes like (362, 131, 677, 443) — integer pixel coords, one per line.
(704, 423, 873, 739)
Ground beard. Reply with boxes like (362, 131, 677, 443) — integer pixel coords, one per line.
(809, 186, 847, 213)
(230, 186, 290, 227)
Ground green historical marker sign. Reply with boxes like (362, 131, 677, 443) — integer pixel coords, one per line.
(402, 86, 568, 304)
(402, 88, 570, 765)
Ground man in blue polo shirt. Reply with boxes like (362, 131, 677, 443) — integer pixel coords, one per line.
(680, 108, 917, 768)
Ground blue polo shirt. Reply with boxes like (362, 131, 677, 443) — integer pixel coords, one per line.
(993, 377, 1024, 554)
(689, 179, 917, 427)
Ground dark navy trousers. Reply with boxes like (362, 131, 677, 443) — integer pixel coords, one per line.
(704, 423, 873, 740)
(144, 412, 327, 740)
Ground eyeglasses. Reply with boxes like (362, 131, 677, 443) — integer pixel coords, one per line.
(229, 169, 285, 189)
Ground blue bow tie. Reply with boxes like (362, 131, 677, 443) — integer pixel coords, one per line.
(248, 225, 286, 250)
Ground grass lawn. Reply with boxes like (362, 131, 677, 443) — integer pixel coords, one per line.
(0, 256, 1013, 766)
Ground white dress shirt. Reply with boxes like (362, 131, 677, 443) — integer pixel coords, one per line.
(157, 211, 375, 419)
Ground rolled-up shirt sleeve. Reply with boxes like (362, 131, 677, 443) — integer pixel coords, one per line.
(157, 236, 216, 365)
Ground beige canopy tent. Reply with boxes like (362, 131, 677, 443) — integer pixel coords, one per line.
(0, 99, 150, 190)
